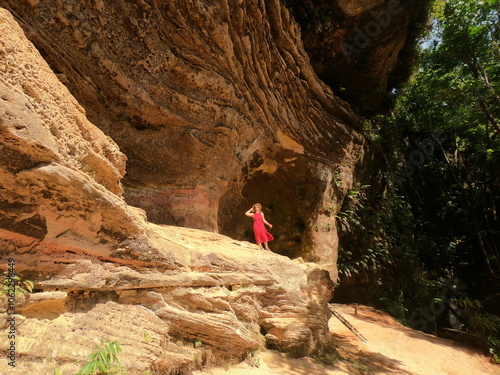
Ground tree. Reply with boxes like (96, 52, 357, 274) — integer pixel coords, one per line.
(336, 0, 500, 325)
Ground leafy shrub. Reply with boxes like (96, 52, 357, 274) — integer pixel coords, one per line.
(75, 339, 123, 375)
(455, 297, 500, 362)
(0, 275, 34, 297)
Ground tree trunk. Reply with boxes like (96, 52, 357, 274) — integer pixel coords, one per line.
(463, 57, 500, 135)
(469, 203, 496, 277)
(476, 95, 500, 135)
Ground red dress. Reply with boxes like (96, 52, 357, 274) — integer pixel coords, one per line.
(252, 212, 274, 244)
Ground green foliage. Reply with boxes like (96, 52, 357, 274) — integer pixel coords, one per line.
(336, 184, 390, 279)
(489, 338, 500, 364)
(335, 2, 500, 335)
(75, 339, 123, 375)
(455, 297, 500, 361)
(312, 346, 342, 367)
(391, 0, 500, 277)
(0, 275, 34, 297)
(192, 339, 203, 348)
(347, 360, 372, 374)
(457, 298, 500, 335)
(347, 0, 500, 351)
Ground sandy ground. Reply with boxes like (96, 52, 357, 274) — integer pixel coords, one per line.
(193, 304, 499, 375)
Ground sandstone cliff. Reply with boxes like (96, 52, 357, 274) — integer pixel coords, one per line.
(0, 0, 425, 274)
(0, 8, 334, 373)
(0, 0, 425, 373)
(0, 0, 375, 274)
(287, 0, 430, 112)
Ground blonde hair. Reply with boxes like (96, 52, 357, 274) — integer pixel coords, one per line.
(252, 203, 262, 213)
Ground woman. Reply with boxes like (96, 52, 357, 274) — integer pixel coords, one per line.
(245, 203, 274, 250)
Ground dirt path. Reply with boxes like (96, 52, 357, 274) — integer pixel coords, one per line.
(194, 304, 499, 375)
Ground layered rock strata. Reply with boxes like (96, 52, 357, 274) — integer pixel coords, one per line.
(0, 8, 334, 373)
(0, 0, 369, 270)
(287, 0, 431, 111)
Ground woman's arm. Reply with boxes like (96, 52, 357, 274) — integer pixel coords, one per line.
(245, 208, 254, 217)
(261, 213, 273, 228)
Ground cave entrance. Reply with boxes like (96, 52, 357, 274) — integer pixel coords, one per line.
(218, 161, 323, 259)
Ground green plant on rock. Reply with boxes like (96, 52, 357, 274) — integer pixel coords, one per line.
(143, 330, 151, 344)
(312, 346, 342, 367)
(75, 339, 123, 375)
(348, 360, 372, 374)
(0, 275, 34, 297)
(323, 223, 333, 232)
(244, 350, 261, 368)
(191, 339, 203, 348)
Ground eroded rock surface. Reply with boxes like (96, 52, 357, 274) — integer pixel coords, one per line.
(287, 0, 431, 112)
(0, 0, 371, 268)
(0, 9, 334, 373)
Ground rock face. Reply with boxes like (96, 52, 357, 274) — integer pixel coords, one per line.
(0, 8, 334, 373)
(0, 0, 371, 271)
(286, 0, 431, 112)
